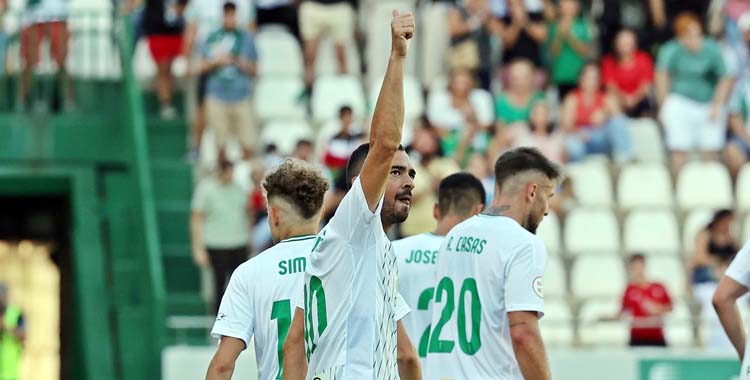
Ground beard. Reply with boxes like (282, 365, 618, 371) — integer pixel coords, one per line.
(382, 200, 411, 225)
(523, 198, 546, 234)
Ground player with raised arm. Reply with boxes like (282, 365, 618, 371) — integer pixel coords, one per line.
(713, 240, 750, 380)
(282, 10, 420, 380)
(394, 173, 486, 367)
(424, 147, 561, 380)
(205, 159, 329, 380)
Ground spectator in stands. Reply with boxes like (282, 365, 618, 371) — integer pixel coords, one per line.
(191, 159, 251, 312)
(490, 0, 547, 70)
(427, 68, 495, 160)
(465, 152, 494, 205)
(601, 29, 655, 117)
(722, 1, 750, 48)
(617, 254, 674, 347)
(247, 160, 267, 227)
(0, 0, 6, 75)
(725, 86, 749, 182)
(402, 123, 460, 237)
(254, 0, 299, 39)
(21, 0, 72, 110)
(291, 139, 314, 162)
(184, 0, 252, 158)
(561, 63, 633, 163)
(595, 0, 661, 56)
(323, 105, 365, 180)
(0, 283, 25, 380)
(494, 58, 545, 129)
(447, 0, 494, 89)
(143, 0, 188, 119)
(546, 0, 592, 100)
(656, 12, 733, 178)
(200, 1, 258, 159)
(299, 0, 355, 95)
(511, 101, 566, 164)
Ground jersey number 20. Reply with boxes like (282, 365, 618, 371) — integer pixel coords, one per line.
(426, 277, 482, 355)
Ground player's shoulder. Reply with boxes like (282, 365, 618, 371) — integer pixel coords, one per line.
(394, 233, 439, 248)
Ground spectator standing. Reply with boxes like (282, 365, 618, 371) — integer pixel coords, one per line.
(323, 105, 365, 179)
(617, 254, 674, 347)
(490, 0, 547, 69)
(656, 12, 733, 178)
(200, 1, 258, 159)
(299, 0, 355, 95)
(561, 63, 633, 163)
(183, 0, 252, 157)
(546, 0, 592, 99)
(447, 0, 494, 89)
(0, 284, 25, 380)
(191, 159, 251, 312)
(143, 0, 188, 119)
(21, 0, 72, 109)
(254, 0, 299, 38)
(601, 29, 655, 117)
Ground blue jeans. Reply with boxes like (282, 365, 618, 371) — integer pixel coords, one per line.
(566, 116, 633, 163)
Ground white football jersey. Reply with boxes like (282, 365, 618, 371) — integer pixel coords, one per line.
(300, 177, 410, 380)
(724, 240, 750, 380)
(393, 232, 444, 367)
(211, 235, 315, 380)
(424, 214, 547, 380)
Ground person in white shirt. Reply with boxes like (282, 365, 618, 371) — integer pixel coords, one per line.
(713, 240, 750, 380)
(424, 147, 561, 380)
(205, 158, 330, 380)
(394, 172, 486, 368)
(283, 11, 421, 380)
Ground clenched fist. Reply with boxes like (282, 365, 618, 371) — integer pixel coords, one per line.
(391, 10, 415, 58)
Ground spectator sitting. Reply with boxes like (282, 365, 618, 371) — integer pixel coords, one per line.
(613, 254, 674, 347)
(495, 58, 545, 129)
(190, 158, 251, 313)
(511, 101, 566, 164)
(656, 12, 733, 178)
(490, 0, 548, 69)
(0, 283, 25, 380)
(601, 28, 655, 117)
(561, 63, 633, 163)
(323, 105, 365, 179)
(143, 0, 188, 119)
(447, 0, 493, 89)
(299, 0, 355, 96)
(200, 1, 259, 159)
(426, 68, 495, 159)
(546, 0, 592, 99)
(465, 152, 495, 205)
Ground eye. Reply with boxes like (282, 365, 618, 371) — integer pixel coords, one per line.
(390, 169, 400, 176)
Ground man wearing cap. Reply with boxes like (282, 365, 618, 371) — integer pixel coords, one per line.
(0, 284, 25, 380)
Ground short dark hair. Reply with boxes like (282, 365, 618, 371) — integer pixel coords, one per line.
(263, 159, 330, 219)
(339, 105, 353, 118)
(296, 139, 313, 148)
(345, 143, 406, 189)
(223, 1, 237, 12)
(493, 147, 562, 194)
(628, 253, 646, 265)
(438, 173, 486, 217)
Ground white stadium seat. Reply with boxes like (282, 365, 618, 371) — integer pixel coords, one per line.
(623, 209, 680, 255)
(260, 120, 313, 155)
(628, 118, 666, 163)
(737, 163, 750, 209)
(540, 299, 575, 346)
(617, 164, 673, 209)
(676, 162, 733, 210)
(665, 300, 695, 347)
(566, 161, 614, 207)
(571, 255, 626, 298)
(537, 211, 561, 255)
(418, 2, 450, 88)
(311, 75, 367, 123)
(314, 37, 361, 77)
(579, 300, 630, 346)
(256, 28, 303, 77)
(368, 75, 424, 123)
(545, 256, 567, 299)
(564, 208, 620, 256)
(681, 209, 714, 254)
(646, 256, 686, 298)
(254, 77, 307, 122)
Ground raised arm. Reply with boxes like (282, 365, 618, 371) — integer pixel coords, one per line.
(359, 10, 415, 211)
(509, 311, 551, 380)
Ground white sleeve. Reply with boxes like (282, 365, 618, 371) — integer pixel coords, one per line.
(426, 90, 464, 130)
(726, 241, 750, 287)
(504, 238, 547, 317)
(211, 267, 254, 348)
(472, 90, 496, 127)
(326, 177, 383, 241)
(395, 292, 411, 321)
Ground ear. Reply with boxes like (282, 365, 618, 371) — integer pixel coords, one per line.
(472, 203, 485, 216)
(268, 205, 280, 227)
(526, 183, 538, 203)
(433, 202, 440, 221)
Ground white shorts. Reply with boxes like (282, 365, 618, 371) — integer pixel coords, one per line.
(659, 94, 727, 152)
(299, 1, 354, 42)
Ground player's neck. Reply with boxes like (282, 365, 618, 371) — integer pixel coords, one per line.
(434, 215, 464, 235)
(278, 223, 318, 241)
(483, 200, 525, 226)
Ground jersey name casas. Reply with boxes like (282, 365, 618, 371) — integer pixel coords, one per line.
(393, 232, 444, 367)
(301, 178, 410, 380)
(424, 214, 547, 380)
(211, 235, 315, 380)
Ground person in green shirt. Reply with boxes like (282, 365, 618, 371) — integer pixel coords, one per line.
(546, 0, 592, 99)
(0, 284, 25, 380)
(494, 58, 546, 127)
(655, 12, 734, 178)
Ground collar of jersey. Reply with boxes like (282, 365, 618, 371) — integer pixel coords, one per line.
(280, 235, 316, 243)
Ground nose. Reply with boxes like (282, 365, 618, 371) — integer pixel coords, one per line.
(403, 176, 415, 191)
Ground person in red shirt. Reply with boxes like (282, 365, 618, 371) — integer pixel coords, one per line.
(620, 254, 674, 347)
(601, 29, 655, 117)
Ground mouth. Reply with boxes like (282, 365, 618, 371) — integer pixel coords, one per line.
(396, 194, 412, 207)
